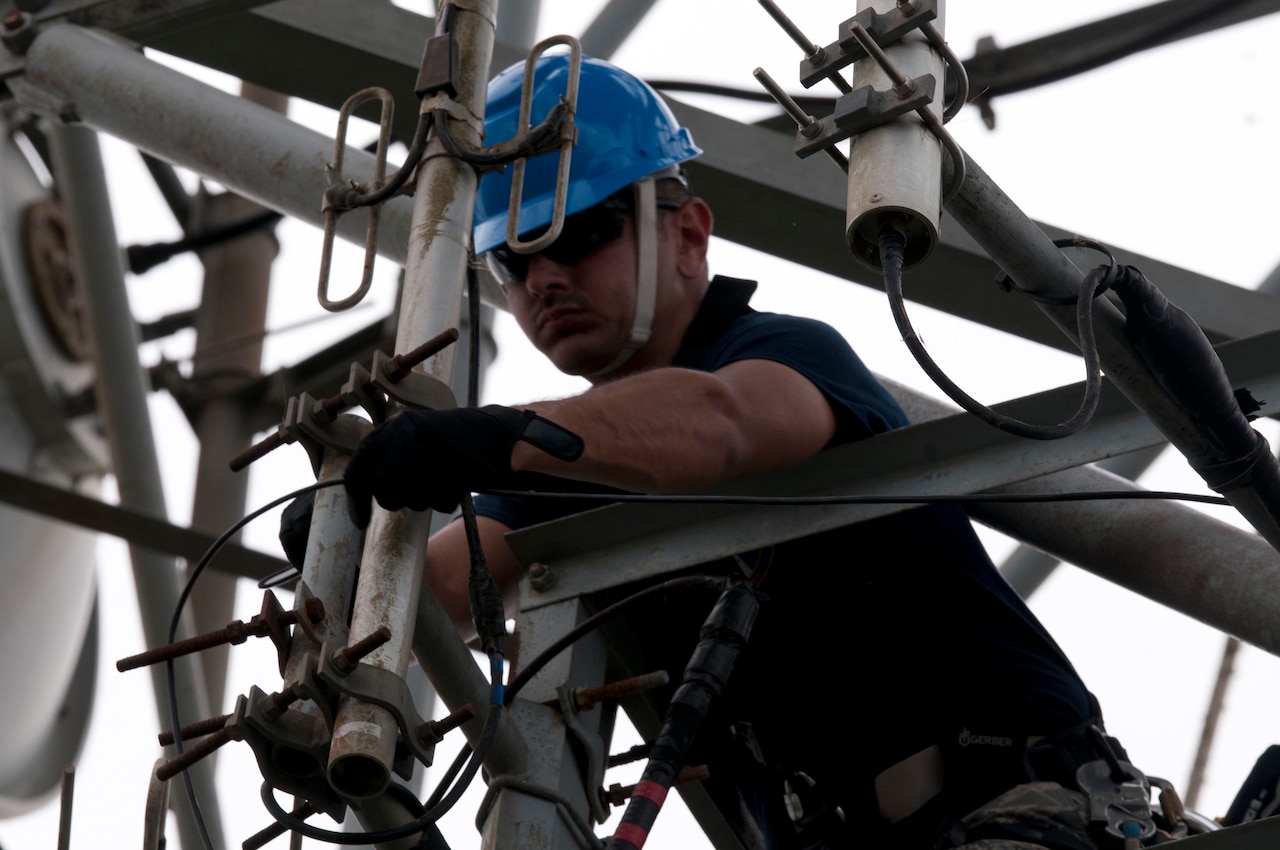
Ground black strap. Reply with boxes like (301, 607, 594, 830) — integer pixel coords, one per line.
(672, 276, 758, 369)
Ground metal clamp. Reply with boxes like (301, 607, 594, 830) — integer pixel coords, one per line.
(315, 639, 439, 774)
(229, 330, 458, 472)
(797, 0, 938, 88)
(843, 21, 965, 200)
(234, 686, 349, 820)
(318, 87, 395, 312)
(506, 35, 581, 255)
(370, 349, 457, 411)
(290, 398, 374, 476)
(757, 0, 967, 194)
(556, 682, 610, 825)
(794, 73, 936, 159)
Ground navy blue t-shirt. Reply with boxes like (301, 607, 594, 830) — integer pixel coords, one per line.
(474, 279, 1096, 844)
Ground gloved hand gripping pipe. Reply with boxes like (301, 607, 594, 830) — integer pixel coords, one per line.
(605, 581, 761, 850)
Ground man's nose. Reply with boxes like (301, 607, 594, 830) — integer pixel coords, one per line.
(524, 253, 572, 298)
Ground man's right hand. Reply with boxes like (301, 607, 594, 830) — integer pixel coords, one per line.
(343, 405, 583, 528)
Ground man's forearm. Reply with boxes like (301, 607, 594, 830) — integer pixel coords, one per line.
(508, 357, 839, 493)
(512, 367, 752, 494)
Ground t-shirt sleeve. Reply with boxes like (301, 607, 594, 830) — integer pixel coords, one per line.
(703, 312, 909, 442)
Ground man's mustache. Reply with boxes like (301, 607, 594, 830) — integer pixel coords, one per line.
(535, 292, 590, 320)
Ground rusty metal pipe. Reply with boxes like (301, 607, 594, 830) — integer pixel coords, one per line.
(328, 0, 516, 803)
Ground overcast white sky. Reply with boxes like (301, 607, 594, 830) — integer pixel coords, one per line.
(5, 1, 1280, 848)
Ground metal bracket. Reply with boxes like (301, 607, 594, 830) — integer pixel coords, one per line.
(795, 72, 936, 158)
(286, 647, 340, 733)
(315, 639, 437, 775)
(370, 349, 457, 411)
(290, 399, 371, 477)
(290, 581, 343, 650)
(233, 687, 348, 821)
(555, 683, 610, 824)
(799, 0, 938, 88)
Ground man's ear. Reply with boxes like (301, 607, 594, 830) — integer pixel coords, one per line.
(673, 197, 713, 279)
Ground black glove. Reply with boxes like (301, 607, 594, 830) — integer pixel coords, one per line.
(278, 489, 316, 570)
(343, 405, 584, 528)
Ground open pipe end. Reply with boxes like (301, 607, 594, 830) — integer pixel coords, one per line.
(328, 752, 391, 801)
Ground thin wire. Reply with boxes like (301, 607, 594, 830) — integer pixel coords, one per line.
(165, 479, 345, 850)
(505, 575, 729, 704)
(483, 488, 1230, 508)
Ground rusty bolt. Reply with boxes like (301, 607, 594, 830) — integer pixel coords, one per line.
(384, 327, 460, 382)
(528, 562, 557, 592)
(418, 703, 477, 746)
(158, 713, 232, 747)
(156, 727, 234, 781)
(303, 596, 326, 625)
(331, 626, 392, 675)
(116, 592, 312, 673)
(263, 686, 303, 720)
(603, 765, 710, 807)
(0, 10, 34, 53)
(573, 670, 670, 713)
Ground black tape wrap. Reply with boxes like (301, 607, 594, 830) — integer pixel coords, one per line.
(606, 581, 761, 850)
(1107, 264, 1275, 494)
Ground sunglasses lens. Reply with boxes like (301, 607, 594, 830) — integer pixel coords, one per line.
(485, 248, 526, 286)
(485, 205, 626, 285)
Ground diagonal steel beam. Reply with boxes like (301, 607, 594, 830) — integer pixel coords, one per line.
(961, 0, 1280, 104)
(0, 467, 290, 579)
(135, 0, 438, 143)
(508, 322, 1280, 607)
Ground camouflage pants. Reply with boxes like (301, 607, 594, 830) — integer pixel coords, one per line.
(952, 782, 1097, 850)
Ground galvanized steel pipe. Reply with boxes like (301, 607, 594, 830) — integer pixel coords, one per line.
(845, 0, 945, 270)
(48, 123, 226, 850)
(18, 24, 414, 266)
(328, 0, 524, 800)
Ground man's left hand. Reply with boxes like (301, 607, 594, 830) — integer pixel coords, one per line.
(343, 405, 583, 527)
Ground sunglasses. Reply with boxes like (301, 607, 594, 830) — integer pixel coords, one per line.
(485, 195, 683, 286)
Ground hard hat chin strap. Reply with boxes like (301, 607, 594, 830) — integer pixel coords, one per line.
(588, 176, 658, 377)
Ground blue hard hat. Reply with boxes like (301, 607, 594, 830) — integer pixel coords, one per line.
(473, 54, 702, 256)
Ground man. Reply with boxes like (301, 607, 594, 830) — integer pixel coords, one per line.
(334, 56, 1136, 850)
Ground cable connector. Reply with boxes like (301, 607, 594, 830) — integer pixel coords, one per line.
(416, 32, 460, 99)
